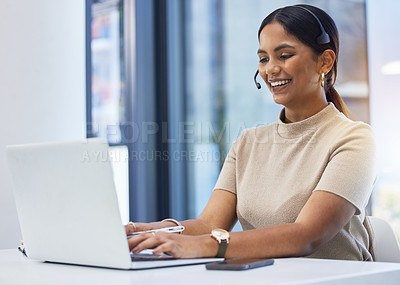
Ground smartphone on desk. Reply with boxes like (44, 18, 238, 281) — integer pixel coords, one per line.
(206, 258, 274, 271)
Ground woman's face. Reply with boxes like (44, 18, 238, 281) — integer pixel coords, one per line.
(258, 22, 322, 109)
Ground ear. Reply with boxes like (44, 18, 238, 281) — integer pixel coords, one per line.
(318, 49, 335, 74)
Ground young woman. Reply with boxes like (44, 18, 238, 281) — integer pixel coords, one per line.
(126, 4, 376, 261)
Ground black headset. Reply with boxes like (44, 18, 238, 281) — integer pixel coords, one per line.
(254, 6, 330, 89)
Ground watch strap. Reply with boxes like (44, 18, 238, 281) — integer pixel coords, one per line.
(216, 239, 228, 258)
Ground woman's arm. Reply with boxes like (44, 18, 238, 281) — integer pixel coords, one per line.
(223, 190, 356, 258)
(128, 190, 356, 258)
(180, 189, 238, 235)
(126, 189, 237, 236)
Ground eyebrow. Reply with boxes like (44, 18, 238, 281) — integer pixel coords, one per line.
(257, 44, 295, 54)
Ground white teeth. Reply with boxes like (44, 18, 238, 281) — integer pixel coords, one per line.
(270, 79, 291, 87)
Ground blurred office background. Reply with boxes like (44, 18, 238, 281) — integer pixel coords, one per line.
(1, 0, 399, 249)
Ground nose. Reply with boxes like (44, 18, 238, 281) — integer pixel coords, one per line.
(265, 60, 281, 77)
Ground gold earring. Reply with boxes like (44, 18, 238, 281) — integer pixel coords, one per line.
(321, 73, 325, 88)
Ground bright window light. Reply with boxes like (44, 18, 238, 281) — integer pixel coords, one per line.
(381, 61, 400, 75)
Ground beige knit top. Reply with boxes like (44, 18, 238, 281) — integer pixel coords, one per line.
(214, 103, 377, 260)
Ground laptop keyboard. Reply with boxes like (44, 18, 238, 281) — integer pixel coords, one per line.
(130, 250, 175, 261)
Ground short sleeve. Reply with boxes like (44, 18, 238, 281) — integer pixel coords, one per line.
(314, 123, 377, 215)
(213, 138, 239, 195)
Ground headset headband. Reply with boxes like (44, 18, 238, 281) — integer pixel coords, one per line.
(295, 5, 330, 45)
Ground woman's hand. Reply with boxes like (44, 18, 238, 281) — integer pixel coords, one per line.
(128, 232, 217, 259)
(124, 222, 154, 236)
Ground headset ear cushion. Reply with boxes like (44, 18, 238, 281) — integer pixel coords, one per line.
(317, 33, 330, 45)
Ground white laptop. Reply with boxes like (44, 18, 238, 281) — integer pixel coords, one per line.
(6, 138, 221, 270)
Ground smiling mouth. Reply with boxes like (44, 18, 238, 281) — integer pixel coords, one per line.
(270, 79, 292, 87)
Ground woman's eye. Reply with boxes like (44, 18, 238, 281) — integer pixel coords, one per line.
(281, 54, 294, 60)
(259, 57, 269, 63)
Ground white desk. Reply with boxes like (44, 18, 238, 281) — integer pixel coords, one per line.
(1, 249, 400, 285)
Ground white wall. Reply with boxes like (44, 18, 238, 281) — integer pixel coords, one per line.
(367, 0, 400, 170)
(367, 0, 400, 234)
(0, 0, 86, 249)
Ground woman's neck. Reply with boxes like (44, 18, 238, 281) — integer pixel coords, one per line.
(283, 99, 328, 123)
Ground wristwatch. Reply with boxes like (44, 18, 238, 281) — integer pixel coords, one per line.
(210, 229, 230, 258)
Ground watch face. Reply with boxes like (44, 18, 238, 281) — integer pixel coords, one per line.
(212, 229, 229, 239)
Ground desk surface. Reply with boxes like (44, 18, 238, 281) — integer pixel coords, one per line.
(1, 249, 400, 285)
